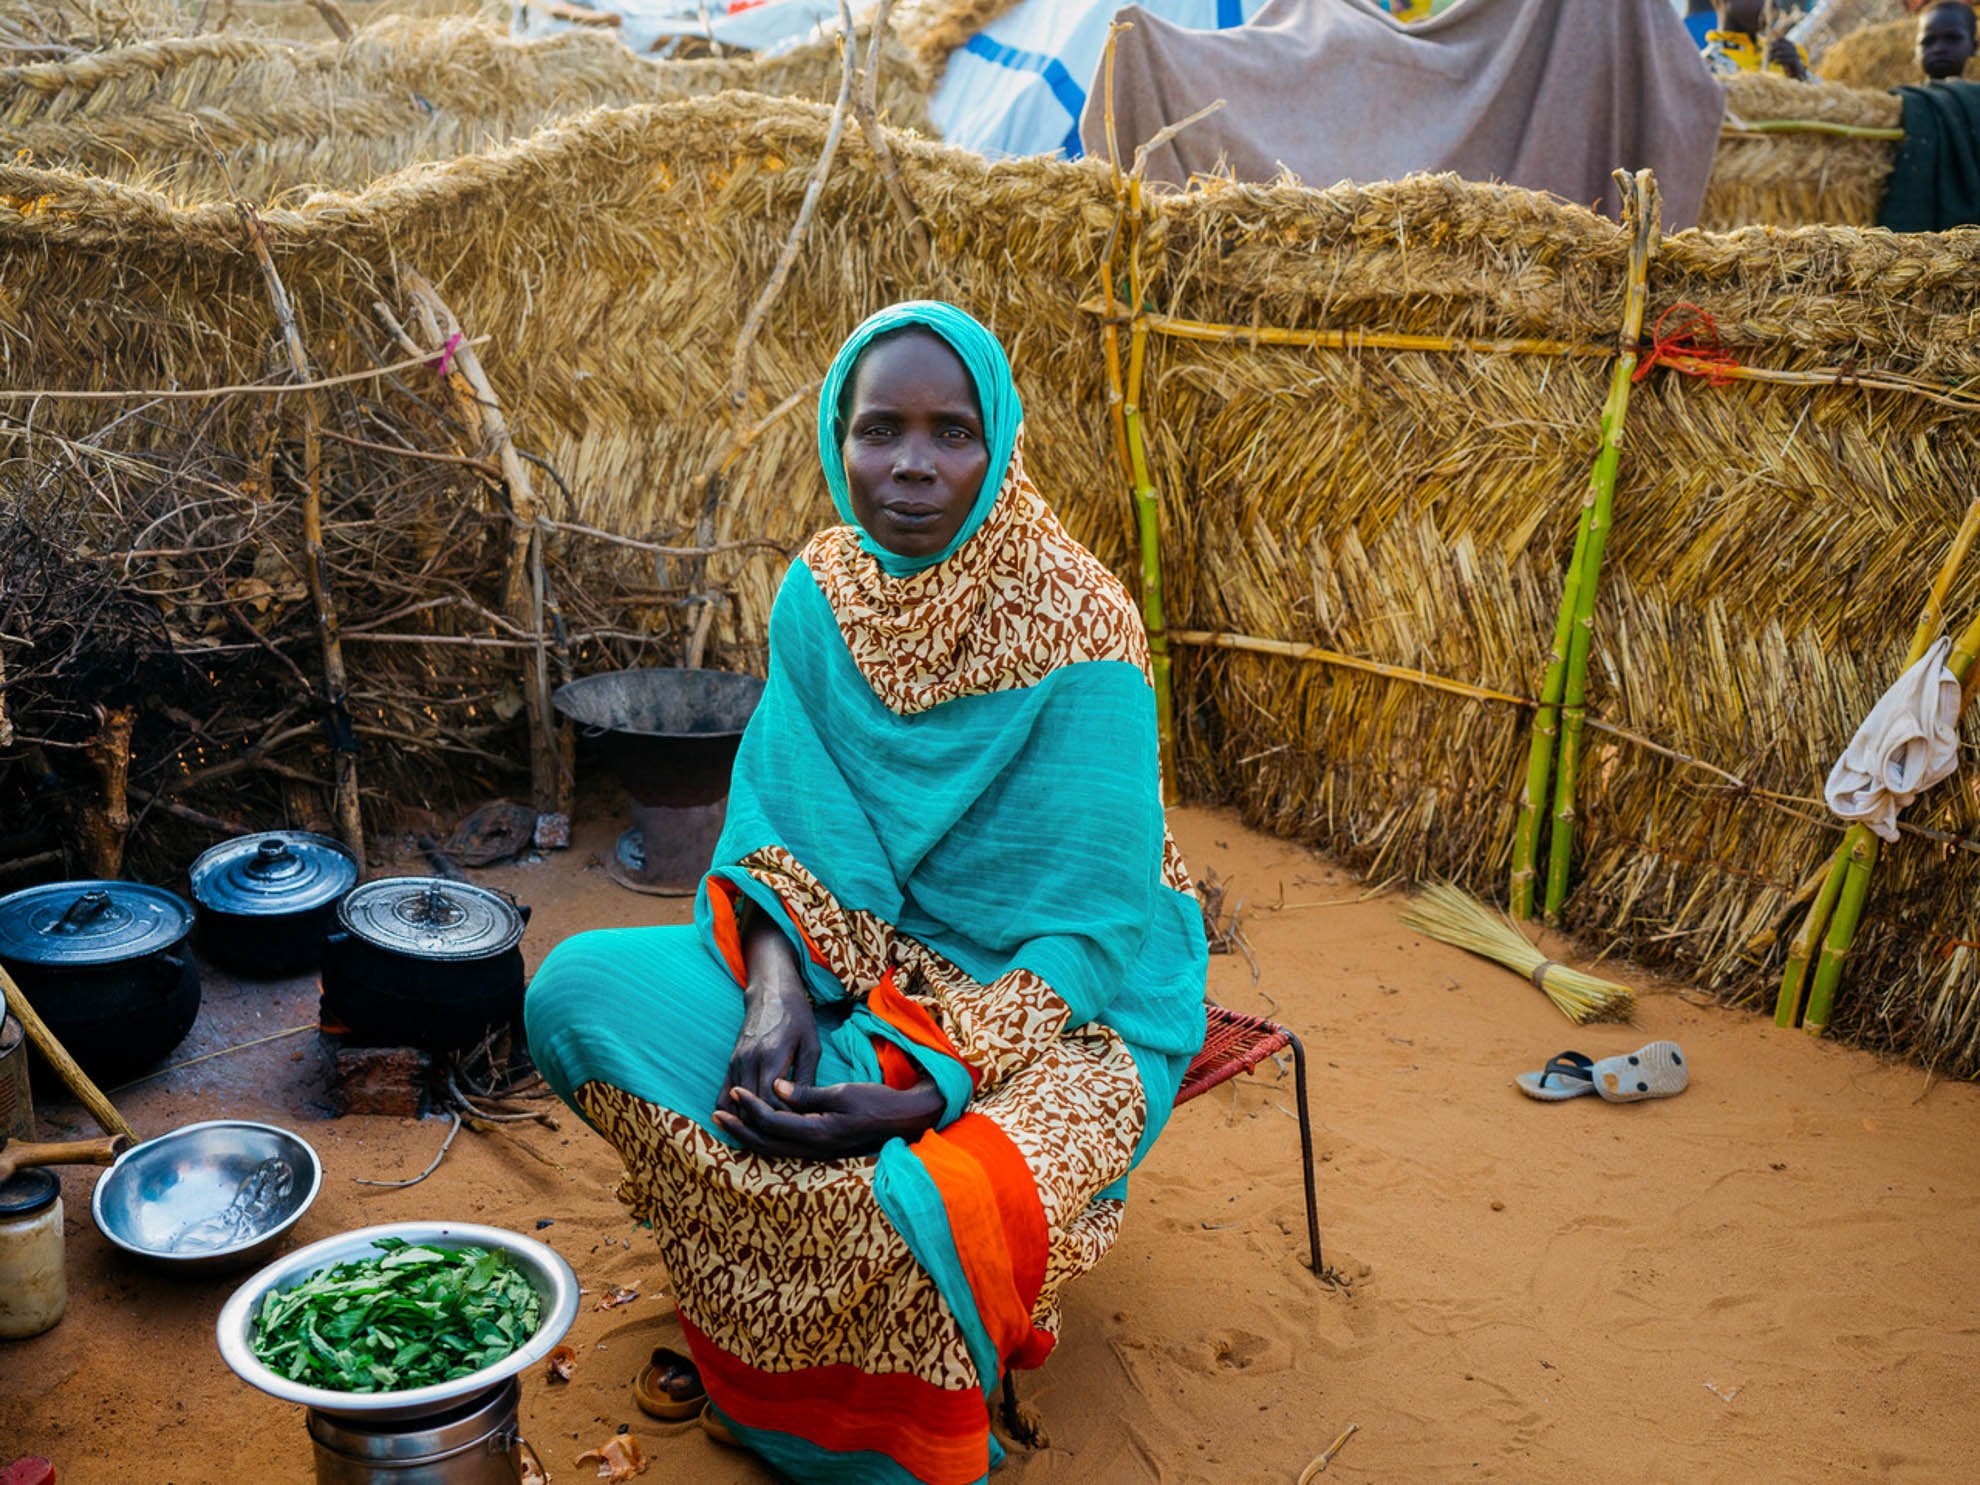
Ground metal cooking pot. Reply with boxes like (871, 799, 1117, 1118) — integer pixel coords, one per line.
(189, 832, 357, 978)
(0, 881, 198, 1085)
(321, 879, 529, 1054)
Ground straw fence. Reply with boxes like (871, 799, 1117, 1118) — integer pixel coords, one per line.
(4, 92, 1980, 1072)
(0, 16, 930, 202)
(1817, 15, 1970, 87)
(1699, 72, 1901, 229)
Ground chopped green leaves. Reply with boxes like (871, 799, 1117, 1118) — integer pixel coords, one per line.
(250, 1238, 541, 1393)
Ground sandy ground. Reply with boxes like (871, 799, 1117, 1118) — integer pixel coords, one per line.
(4, 803, 1979, 1483)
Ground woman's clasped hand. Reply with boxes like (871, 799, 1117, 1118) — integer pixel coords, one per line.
(711, 912, 945, 1159)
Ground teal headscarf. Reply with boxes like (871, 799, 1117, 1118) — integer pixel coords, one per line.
(816, 301, 1024, 578)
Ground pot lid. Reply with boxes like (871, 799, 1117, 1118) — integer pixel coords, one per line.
(337, 878, 524, 962)
(0, 880, 193, 967)
(189, 832, 357, 917)
(0, 1168, 58, 1219)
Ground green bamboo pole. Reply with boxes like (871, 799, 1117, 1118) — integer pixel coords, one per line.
(1802, 828, 1878, 1036)
(1539, 170, 1659, 923)
(1776, 847, 1844, 1027)
(1124, 319, 1178, 801)
(1508, 452, 1597, 918)
(1794, 497, 1980, 1034)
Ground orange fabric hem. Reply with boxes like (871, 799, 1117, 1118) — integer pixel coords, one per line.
(679, 1314, 990, 1484)
(911, 1123, 1033, 1361)
(706, 878, 748, 987)
(870, 967, 980, 1090)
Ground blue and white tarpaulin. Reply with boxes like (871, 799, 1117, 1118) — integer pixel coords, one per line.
(928, 0, 1269, 161)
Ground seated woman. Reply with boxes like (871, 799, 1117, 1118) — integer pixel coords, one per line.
(525, 301, 1209, 1485)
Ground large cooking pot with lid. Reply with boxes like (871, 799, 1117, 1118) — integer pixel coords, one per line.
(189, 832, 357, 977)
(0, 880, 199, 1084)
(321, 878, 529, 1053)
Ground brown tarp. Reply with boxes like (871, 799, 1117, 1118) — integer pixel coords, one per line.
(1081, 0, 1726, 228)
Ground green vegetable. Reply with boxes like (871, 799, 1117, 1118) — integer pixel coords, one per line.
(250, 1238, 541, 1393)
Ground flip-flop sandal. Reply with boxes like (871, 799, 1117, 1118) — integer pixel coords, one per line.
(1516, 1051, 1597, 1101)
(633, 1346, 707, 1421)
(1590, 1041, 1688, 1103)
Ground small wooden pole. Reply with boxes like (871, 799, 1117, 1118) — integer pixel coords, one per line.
(852, 0, 935, 278)
(79, 704, 134, 879)
(238, 206, 365, 868)
(401, 271, 571, 841)
(1124, 321, 1177, 802)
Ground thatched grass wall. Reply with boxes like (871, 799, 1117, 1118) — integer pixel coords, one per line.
(1818, 14, 1972, 87)
(1699, 72, 1900, 229)
(0, 16, 930, 202)
(5, 94, 1980, 1073)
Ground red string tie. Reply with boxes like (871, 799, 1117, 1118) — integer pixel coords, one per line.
(1633, 302, 1742, 387)
(432, 332, 463, 378)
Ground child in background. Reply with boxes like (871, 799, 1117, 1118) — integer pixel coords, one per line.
(1916, 1, 1978, 78)
(1703, 0, 1814, 77)
(1684, 0, 1720, 47)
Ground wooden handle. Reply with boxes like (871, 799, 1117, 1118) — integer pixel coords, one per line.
(0, 1134, 132, 1184)
(0, 964, 136, 1142)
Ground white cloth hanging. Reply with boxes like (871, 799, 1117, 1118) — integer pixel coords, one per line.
(1824, 636, 1964, 843)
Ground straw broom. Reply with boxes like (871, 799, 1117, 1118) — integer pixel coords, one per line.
(1401, 883, 1636, 1025)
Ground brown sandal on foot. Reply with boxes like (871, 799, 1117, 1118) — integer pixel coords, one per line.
(633, 1346, 707, 1421)
(700, 1408, 740, 1448)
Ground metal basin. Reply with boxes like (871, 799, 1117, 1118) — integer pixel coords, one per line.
(215, 1221, 581, 1421)
(92, 1120, 322, 1276)
(553, 668, 763, 808)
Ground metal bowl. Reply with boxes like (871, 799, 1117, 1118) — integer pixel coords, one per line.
(91, 1120, 322, 1276)
(215, 1221, 581, 1421)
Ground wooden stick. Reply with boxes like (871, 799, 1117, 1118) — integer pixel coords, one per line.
(1124, 321, 1177, 803)
(238, 203, 365, 868)
(0, 343, 488, 404)
(0, 1135, 132, 1184)
(728, 0, 859, 410)
(0, 966, 136, 1141)
(400, 271, 569, 834)
(1169, 630, 1532, 708)
(79, 704, 134, 879)
(853, 0, 935, 276)
(308, 0, 352, 42)
(1076, 305, 1980, 413)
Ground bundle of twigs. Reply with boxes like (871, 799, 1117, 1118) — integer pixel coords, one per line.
(1401, 883, 1636, 1025)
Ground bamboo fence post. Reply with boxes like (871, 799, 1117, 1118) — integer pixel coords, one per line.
(1539, 170, 1659, 923)
(1124, 319, 1177, 799)
(1511, 170, 1656, 920)
(402, 271, 571, 838)
(238, 205, 364, 867)
(1785, 496, 1980, 1032)
(1108, 70, 1181, 805)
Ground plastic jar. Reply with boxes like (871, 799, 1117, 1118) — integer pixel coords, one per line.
(0, 1168, 65, 1339)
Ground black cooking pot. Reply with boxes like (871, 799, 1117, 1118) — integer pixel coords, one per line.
(0, 880, 199, 1085)
(321, 877, 530, 1053)
(189, 831, 357, 977)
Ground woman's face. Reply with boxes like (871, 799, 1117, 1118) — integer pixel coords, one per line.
(839, 330, 989, 560)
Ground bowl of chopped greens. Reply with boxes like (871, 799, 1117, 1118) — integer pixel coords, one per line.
(215, 1221, 579, 1419)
